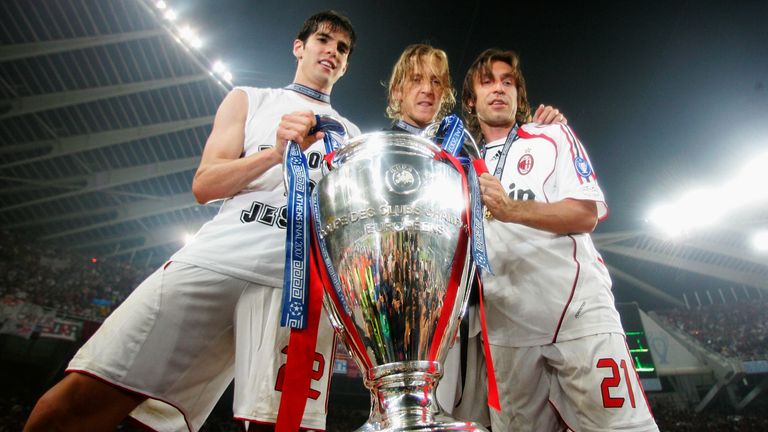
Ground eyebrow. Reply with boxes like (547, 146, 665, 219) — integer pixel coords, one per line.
(315, 32, 350, 52)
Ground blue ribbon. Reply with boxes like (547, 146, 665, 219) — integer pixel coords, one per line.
(431, 115, 493, 275)
(284, 83, 331, 104)
(436, 114, 465, 157)
(281, 115, 347, 328)
(281, 142, 310, 328)
(468, 164, 493, 275)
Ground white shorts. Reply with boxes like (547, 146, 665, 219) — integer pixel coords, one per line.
(67, 262, 335, 432)
(451, 333, 490, 427)
(489, 333, 658, 432)
(233, 285, 336, 430)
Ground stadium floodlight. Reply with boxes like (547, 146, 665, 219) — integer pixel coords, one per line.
(212, 60, 226, 73)
(223, 71, 233, 82)
(754, 231, 768, 252)
(155, 1, 167, 10)
(647, 151, 768, 238)
(734, 151, 768, 202)
(184, 233, 195, 246)
(179, 25, 194, 40)
(177, 25, 203, 49)
(163, 9, 177, 21)
(189, 36, 203, 49)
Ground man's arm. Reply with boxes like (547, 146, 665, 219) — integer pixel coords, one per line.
(192, 90, 322, 204)
(478, 173, 597, 235)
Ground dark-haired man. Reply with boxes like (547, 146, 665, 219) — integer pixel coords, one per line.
(24, 11, 360, 432)
(464, 48, 658, 431)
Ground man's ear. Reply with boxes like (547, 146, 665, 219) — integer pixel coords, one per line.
(391, 86, 402, 102)
(293, 39, 304, 60)
(340, 62, 348, 77)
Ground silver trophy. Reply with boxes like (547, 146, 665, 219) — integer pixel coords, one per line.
(312, 131, 487, 431)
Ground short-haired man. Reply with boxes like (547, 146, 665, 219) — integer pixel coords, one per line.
(24, 11, 360, 432)
(463, 48, 658, 431)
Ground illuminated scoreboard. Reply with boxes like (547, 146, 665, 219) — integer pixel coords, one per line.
(617, 303, 662, 391)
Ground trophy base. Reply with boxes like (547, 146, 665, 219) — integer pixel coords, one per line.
(353, 362, 490, 432)
(355, 418, 488, 432)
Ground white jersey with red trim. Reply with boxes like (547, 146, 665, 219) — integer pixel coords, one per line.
(482, 122, 623, 347)
(171, 87, 360, 287)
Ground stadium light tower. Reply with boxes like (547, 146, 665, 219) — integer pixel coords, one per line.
(647, 151, 768, 238)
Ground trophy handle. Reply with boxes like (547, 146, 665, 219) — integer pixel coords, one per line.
(420, 121, 482, 161)
(282, 114, 349, 191)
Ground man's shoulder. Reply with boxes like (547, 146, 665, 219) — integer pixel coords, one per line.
(519, 122, 578, 144)
(233, 86, 283, 98)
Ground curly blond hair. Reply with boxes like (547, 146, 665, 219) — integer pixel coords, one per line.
(386, 44, 455, 122)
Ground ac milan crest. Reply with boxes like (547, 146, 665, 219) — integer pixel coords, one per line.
(517, 154, 534, 175)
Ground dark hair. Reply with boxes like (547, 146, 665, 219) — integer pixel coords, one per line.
(296, 10, 357, 56)
(461, 48, 532, 137)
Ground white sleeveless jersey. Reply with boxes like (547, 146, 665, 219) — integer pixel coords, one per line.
(172, 87, 360, 287)
(482, 123, 623, 347)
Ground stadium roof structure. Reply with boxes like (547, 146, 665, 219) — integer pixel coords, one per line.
(593, 214, 768, 309)
(1, 0, 766, 308)
(0, 0, 230, 267)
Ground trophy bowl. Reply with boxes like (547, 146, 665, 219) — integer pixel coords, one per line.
(311, 132, 486, 431)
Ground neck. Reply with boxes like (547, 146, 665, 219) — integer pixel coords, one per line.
(292, 74, 333, 98)
(401, 118, 429, 129)
(480, 122, 514, 143)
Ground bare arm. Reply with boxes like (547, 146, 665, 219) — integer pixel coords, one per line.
(192, 90, 323, 204)
(479, 173, 597, 235)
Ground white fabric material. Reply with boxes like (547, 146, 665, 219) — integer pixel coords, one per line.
(172, 87, 361, 287)
(482, 123, 623, 347)
(451, 333, 491, 427)
(68, 263, 245, 432)
(233, 287, 336, 429)
(489, 334, 658, 432)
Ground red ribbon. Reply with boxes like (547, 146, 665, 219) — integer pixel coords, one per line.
(275, 231, 324, 432)
(470, 155, 500, 410)
(471, 159, 489, 175)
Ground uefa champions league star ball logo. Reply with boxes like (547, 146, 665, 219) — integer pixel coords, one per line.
(289, 301, 303, 317)
(385, 163, 421, 194)
(574, 156, 592, 178)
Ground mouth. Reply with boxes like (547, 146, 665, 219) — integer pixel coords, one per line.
(416, 101, 434, 108)
(319, 59, 336, 71)
(489, 99, 508, 108)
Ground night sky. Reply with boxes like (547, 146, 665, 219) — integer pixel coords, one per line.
(186, 0, 767, 235)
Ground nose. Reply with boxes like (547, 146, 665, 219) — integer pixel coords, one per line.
(418, 80, 435, 94)
(324, 44, 338, 58)
(492, 80, 505, 94)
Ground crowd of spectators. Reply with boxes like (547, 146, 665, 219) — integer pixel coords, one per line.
(656, 297, 768, 360)
(652, 403, 768, 431)
(0, 230, 152, 322)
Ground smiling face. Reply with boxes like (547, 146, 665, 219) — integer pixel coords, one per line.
(293, 23, 351, 94)
(470, 60, 519, 130)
